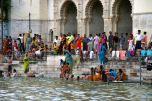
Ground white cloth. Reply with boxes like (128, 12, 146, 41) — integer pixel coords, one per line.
(135, 34, 143, 41)
(19, 36, 23, 43)
(89, 37, 93, 41)
(112, 51, 116, 58)
(83, 50, 87, 59)
(110, 50, 120, 59)
(116, 51, 120, 59)
(89, 51, 94, 59)
(35, 50, 41, 55)
(53, 39, 60, 45)
(76, 50, 79, 55)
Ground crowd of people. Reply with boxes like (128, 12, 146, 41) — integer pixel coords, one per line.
(60, 64, 127, 82)
(2, 30, 152, 61)
(0, 29, 152, 79)
(53, 30, 152, 65)
(58, 30, 151, 81)
(2, 33, 49, 60)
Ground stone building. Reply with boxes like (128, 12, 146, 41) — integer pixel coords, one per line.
(4, 0, 152, 41)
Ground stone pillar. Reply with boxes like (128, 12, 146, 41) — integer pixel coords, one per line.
(59, 18, 67, 34)
(77, 18, 82, 34)
(81, 18, 87, 35)
(77, 0, 83, 35)
(59, 19, 63, 34)
(48, 0, 55, 34)
(102, 1, 111, 34)
(55, 19, 61, 35)
(84, 17, 91, 36)
(112, 15, 119, 33)
(103, 17, 112, 34)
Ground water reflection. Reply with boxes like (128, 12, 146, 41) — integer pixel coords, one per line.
(0, 78, 151, 101)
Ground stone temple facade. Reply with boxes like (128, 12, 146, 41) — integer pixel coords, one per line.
(7, 0, 152, 41)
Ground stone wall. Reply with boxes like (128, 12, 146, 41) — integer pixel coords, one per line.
(11, 0, 40, 20)
(117, 0, 132, 34)
(10, 20, 50, 42)
(9, 0, 152, 42)
(134, 0, 152, 13)
(133, 13, 152, 41)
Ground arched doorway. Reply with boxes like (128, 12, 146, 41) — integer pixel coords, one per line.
(60, 1, 77, 34)
(112, 0, 132, 34)
(85, 0, 104, 35)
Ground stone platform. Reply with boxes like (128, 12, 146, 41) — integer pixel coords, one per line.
(0, 55, 152, 84)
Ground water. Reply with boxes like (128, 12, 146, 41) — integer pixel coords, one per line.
(0, 78, 152, 101)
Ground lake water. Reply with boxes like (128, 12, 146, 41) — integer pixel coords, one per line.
(0, 78, 152, 101)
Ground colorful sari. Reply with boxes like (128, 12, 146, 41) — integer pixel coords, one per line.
(23, 56, 30, 73)
(99, 45, 107, 64)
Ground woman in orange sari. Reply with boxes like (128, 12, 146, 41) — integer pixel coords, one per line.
(93, 67, 102, 81)
(116, 69, 127, 81)
(76, 35, 83, 50)
(87, 67, 102, 81)
(87, 68, 95, 81)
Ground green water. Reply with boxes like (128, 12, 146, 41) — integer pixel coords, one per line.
(0, 78, 152, 101)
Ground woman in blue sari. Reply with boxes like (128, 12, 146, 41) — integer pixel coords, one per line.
(65, 50, 74, 74)
(99, 44, 107, 65)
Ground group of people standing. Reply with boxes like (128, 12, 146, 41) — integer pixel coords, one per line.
(53, 30, 151, 65)
(2, 30, 151, 62)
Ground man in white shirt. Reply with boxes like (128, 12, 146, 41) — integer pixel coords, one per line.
(53, 36, 60, 46)
(18, 34, 24, 53)
(135, 30, 143, 50)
